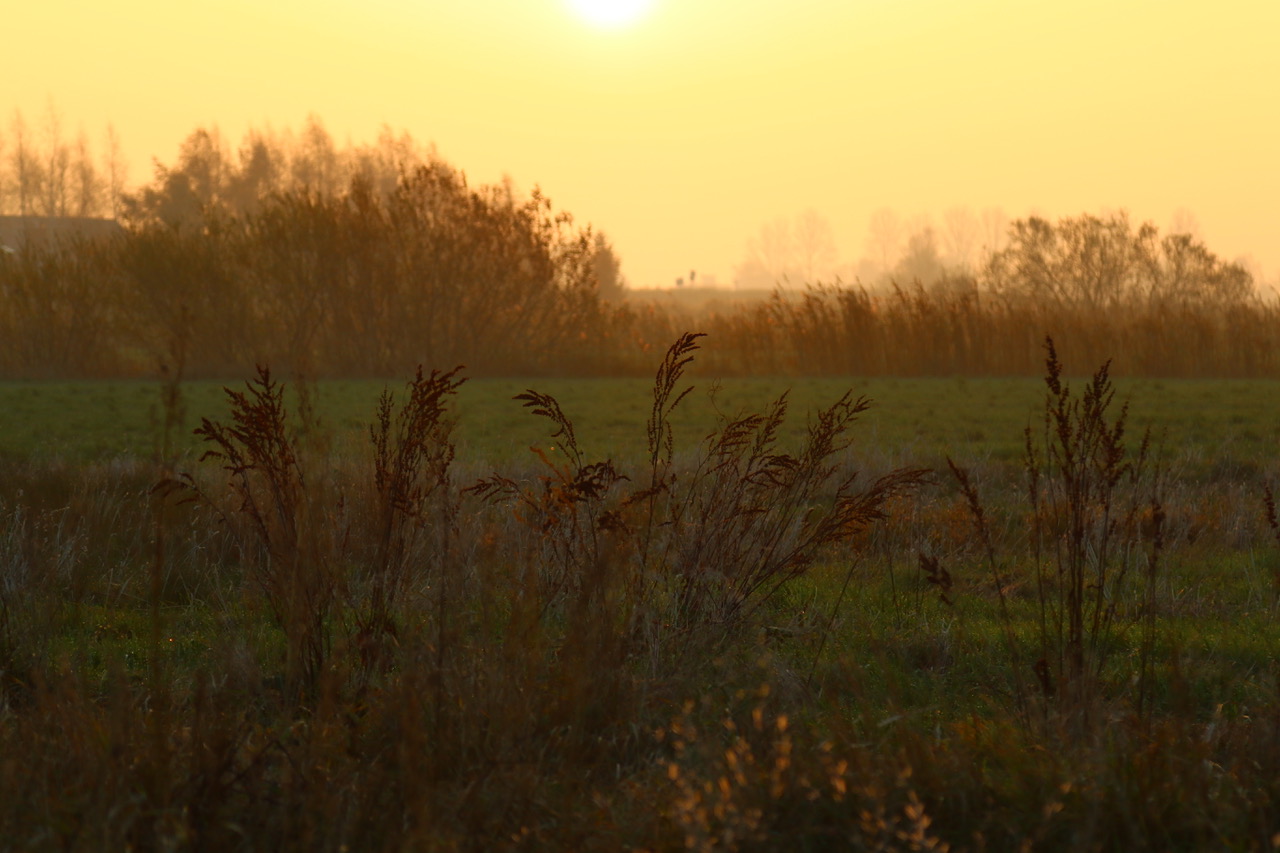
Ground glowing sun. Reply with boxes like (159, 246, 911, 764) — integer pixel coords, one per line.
(566, 0, 653, 29)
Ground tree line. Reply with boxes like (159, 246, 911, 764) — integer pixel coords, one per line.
(0, 106, 128, 219)
(0, 116, 1271, 379)
(1, 172, 624, 378)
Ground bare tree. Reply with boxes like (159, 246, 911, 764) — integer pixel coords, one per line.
(794, 208, 837, 282)
(985, 211, 1252, 309)
(941, 206, 980, 271)
(893, 225, 946, 286)
(2, 107, 115, 218)
(865, 207, 902, 275)
(291, 114, 341, 196)
(70, 128, 103, 217)
(102, 123, 128, 219)
(0, 126, 8, 213)
(736, 210, 839, 289)
(745, 216, 796, 284)
(10, 111, 41, 216)
(39, 102, 71, 217)
(979, 207, 1009, 259)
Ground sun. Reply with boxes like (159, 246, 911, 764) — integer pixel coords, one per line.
(566, 0, 653, 29)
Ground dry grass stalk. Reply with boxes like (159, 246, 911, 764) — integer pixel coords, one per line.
(950, 336, 1165, 729)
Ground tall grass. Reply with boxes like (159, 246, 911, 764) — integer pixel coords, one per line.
(470, 333, 929, 669)
(687, 283, 1280, 378)
(948, 337, 1166, 731)
(0, 335, 1278, 849)
(4, 219, 1280, 380)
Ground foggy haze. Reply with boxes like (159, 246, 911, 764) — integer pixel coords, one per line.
(2, 0, 1276, 290)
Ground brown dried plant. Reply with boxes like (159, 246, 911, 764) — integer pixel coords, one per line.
(472, 333, 930, 666)
(1261, 484, 1280, 598)
(658, 692, 950, 851)
(364, 365, 466, 676)
(468, 388, 629, 614)
(950, 336, 1165, 728)
(185, 366, 335, 698)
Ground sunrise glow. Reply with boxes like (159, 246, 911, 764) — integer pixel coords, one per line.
(4, 3, 1280, 846)
(566, 0, 652, 29)
(2, 0, 1278, 288)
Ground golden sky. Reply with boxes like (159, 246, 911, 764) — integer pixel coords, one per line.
(7, 0, 1279, 287)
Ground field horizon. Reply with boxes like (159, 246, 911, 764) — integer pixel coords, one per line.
(2, 338, 1279, 849)
(5, 372, 1279, 473)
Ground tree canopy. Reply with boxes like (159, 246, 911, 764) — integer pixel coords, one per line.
(985, 212, 1253, 310)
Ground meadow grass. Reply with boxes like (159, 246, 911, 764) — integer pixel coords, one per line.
(1, 346, 1279, 850)
(5, 375, 1280, 473)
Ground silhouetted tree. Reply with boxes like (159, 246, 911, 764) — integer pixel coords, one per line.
(122, 126, 228, 226)
(36, 104, 74, 217)
(224, 131, 284, 213)
(8, 111, 40, 216)
(591, 231, 627, 301)
(123, 120, 435, 227)
(893, 226, 946, 287)
(69, 129, 105, 217)
(985, 211, 1253, 309)
(1154, 231, 1253, 304)
(290, 114, 342, 196)
(865, 207, 903, 275)
(941, 206, 980, 271)
(979, 207, 1009, 258)
(794, 208, 837, 282)
(102, 123, 128, 219)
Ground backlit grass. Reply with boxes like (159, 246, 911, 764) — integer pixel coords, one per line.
(1, 342, 1278, 849)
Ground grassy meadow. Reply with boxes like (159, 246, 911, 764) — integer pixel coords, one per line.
(4, 132, 1280, 849)
(6, 372, 1280, 472)
(2, 343, 1280, 850)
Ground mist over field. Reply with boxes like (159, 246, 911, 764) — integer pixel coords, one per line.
(7, 2, 1280, 290)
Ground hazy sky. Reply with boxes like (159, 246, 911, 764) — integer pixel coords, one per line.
(7, 0, 1279, 287)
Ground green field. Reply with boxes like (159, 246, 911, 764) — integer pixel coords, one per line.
(5, 374, 1280, 475)
(2, 367, 1280, 848)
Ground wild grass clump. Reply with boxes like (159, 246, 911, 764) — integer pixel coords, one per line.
(180, 366, 336, 699)
(472, 332, 930, 669)
(1260, 484, 1280, 599)
(153, 332, 929, 842)
(658, 688, 948, 852)
(179, 364, 472, 700)
(2, 332, 1279, 849)
(947, 337, 1165, 729)
(361, 366, 465, 671)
